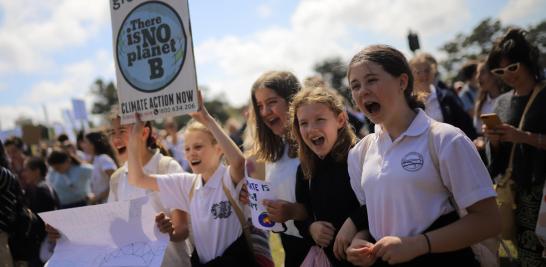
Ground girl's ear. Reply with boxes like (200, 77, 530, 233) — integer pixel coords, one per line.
(141, 126, 151, 141)
(399, 73, 409, 92)
(337, 111, 347, 129)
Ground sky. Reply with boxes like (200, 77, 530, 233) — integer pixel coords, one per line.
(0, 0, 545, 130)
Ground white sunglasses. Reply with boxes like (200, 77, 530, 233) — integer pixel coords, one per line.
(491, 62, 520, 76)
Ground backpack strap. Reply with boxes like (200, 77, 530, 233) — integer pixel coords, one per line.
(359, 135, 373, 173)
(221, 177, 254, 253)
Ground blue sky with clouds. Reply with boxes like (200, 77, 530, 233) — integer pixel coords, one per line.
(0, 0, 544, 130)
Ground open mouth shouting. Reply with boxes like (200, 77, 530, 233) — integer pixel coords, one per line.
(364, 101, 381, 115)
(190, 159, 202, 167)
(116, 146, 127, 155)
(311, 135, 325, 146)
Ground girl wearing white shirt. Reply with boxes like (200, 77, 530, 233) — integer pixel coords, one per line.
(246, 71, 311, 266)
(345, 45, 500, 266)
(107, 111, 191, 267)
(127, 93, 256, 266)
(81, 131, 119, 204)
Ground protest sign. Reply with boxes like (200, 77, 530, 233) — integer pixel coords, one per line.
(38, 196, 168, 267)
(110, 0, 198, 124)
(71, 98, 88, 121)
(246, 177, 286, 232)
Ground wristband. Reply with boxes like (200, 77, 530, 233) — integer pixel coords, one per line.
(423, 233, 431, 254)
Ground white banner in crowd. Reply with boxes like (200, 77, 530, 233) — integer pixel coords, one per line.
(246, 177, 286, 232)
(110, 0, 198, 124)
(39, 196, 168, 267)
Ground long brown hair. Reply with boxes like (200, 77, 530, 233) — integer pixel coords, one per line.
(246, 71, 301, 162)
(290, 86, 356, 179)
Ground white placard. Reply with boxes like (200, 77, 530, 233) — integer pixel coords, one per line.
(38, 196, 168, 267)
(71, 98, 88, 121)
(110, 0, 198, 124)
(246, 177, 286, 232)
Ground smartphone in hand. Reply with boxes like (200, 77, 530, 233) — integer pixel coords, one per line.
(480, 113, 502, 129)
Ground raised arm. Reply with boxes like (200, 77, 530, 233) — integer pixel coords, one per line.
(189, 91, 245, 184)
(127, 115, 159, 191)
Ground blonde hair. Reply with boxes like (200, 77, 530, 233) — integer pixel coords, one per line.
(184, 120, 217, 145)
(289, 86, 356, 179)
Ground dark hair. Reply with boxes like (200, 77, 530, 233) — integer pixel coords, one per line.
(4, 136, 25, 152)
(47, 149, 81, 166)
(458, 61, 478, 82)
(85, 132, 119, 167)
(57, 134, 69, 143)
(348, 45, 424, 110)
(0, 140, 9, 169)
(290, 86, 356, 179)
(25, 156, 47, 178)
(248, 71, 301, 162)
(487, 28, 544, 81)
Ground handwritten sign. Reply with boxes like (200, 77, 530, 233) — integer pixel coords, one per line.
(246, 177, 286, 232)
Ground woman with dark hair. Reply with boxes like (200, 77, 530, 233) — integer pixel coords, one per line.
(484, 28, 546, 266)
(81, 131, 119, 204)
(345, 45, 499, 266)
(46, 149, 93, 209)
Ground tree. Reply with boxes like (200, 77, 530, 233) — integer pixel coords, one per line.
(90, 79, 118, 115)
(313, 57, 351, 103)
(439, 18, 546, 81)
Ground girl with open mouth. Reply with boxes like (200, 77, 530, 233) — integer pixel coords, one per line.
(345, 45, 500, 266)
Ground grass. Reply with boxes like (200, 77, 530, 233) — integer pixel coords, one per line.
(269, 233, 285, 267)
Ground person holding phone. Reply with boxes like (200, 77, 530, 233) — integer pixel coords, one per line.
(484, 28, 546, 266)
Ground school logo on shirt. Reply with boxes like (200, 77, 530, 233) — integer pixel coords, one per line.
(211, 201, 232, 219)
(401, 152, 424, 172)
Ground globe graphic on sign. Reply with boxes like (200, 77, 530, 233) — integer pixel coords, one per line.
(116, 1, 187, 92)
(258, 212, 275, 228)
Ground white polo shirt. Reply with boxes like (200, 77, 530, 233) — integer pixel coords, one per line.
(107, 150, 183, 208)
(90, 154, 117, 198)
(265, 144, 302, 238)
(155, 164, 244, 263)
(348, 109, 495, 239)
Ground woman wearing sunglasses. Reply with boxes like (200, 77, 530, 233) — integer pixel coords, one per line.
(484, 27, 546, 266)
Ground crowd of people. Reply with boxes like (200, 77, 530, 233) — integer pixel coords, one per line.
(1, 27, 545, 267)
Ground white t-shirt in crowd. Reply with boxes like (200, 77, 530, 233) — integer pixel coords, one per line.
(348, 109, 495, 239)
(163, 133, 190, 171)
(473, 95, 497, 135)
(265, 144, 302, 238)
(425, 85, 444, 123)
(107, 151, 190, 267)
(90, 154, 117, 198)
(156, 164, 244, 264)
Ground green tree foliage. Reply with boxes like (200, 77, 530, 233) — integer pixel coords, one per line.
(440, 18, 546, 80)
(313, 57, 351, 103)
(90, 79, 118, 115)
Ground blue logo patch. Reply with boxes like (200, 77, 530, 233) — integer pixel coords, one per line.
(401, 152, 424, 172)
(117, 1, 187, 92)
